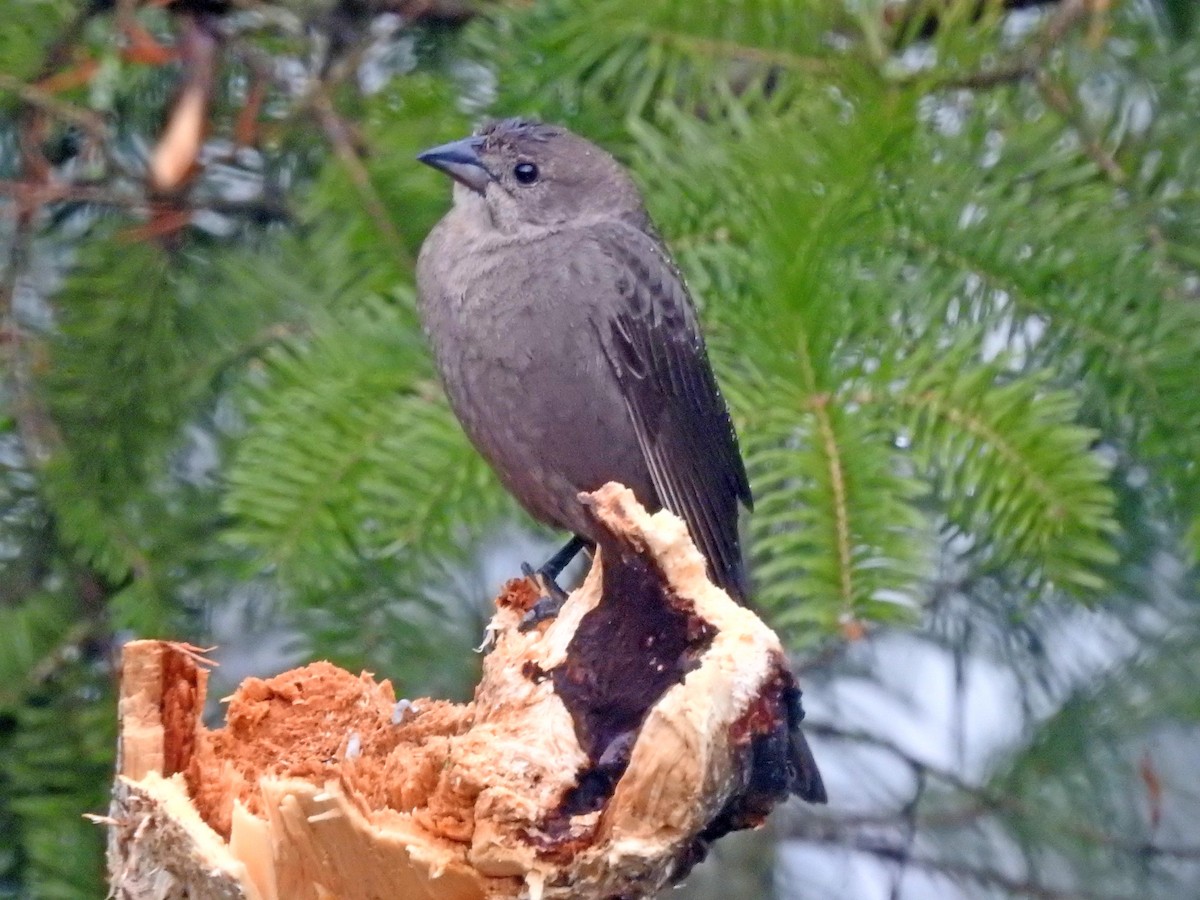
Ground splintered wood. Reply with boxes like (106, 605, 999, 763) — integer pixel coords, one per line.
(105, 484, 813, 900)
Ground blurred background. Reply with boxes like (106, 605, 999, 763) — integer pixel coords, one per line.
(1, 0, 1199, 897)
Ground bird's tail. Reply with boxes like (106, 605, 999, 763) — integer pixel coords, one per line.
(786, 681, 827, 803)
(788, 726, 828, 803)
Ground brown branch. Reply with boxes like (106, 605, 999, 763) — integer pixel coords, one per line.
(791, 722, 1200, 863)
(646, 30, 836, 75)
(228, 20, 414, 263)
(233, 72, 268, 149)
(885, 0, 1066, 43)
(367, 0, 478, 25)
(936, 60, 1038, 89)
(800, 829, 1120, 900)
(0, 180, 292, 225)
(1035, 70, 1127, 184)
(1, 170, 62, 470)
(0, 72, 110, 143)
(310, 85, 413, 267)
(149, 13, 221, 195)
(909, 0, 1091, 91)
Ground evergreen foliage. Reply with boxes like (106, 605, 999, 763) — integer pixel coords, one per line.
(1, 0, 1199, 896)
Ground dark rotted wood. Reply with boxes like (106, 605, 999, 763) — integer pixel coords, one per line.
(549, 517, 715, 819)
(543, 490, 824, 880)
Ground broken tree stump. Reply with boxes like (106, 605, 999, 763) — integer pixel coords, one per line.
(104, 483, 823, 900)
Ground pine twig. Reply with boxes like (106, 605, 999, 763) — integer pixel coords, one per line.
(1035, 70, 1127, 184)
(0, 204, 61, 469)
(310, 85, 413, 268)
(0, 73, 111, 143)
(916, 0, 1092, 90)
(791, 722, 1200, 863)
(885, 0, 1065, 43)
(0, 180, 292, 224)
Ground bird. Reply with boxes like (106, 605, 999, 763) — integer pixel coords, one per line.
(415, 118, 826, 804)
(415, 118, 750, 600)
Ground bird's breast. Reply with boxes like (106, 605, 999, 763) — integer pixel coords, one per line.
(416, 218, 656, 532)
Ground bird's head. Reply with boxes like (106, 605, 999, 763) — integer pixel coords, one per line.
(417, 119, 646, 231)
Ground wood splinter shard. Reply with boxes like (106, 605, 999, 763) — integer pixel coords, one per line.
(105, 483, 822, 900)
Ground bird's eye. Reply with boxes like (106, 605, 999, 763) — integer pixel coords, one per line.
(513, 161, 539, 185)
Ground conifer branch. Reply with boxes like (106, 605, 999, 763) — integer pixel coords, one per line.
(0, 73, 110, 143)
(310, 87, 414, 269)
(792, 721, 1200, 866)
(882, 388, 1065, 517)
(805, 391, 856, 613)
(894, 229, 1160, 403)
(883, 0, 1066, 43)
(645, 30, 836, 74)
(1035, 70, 1128, 185)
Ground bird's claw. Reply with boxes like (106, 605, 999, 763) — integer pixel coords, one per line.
(519, 593, 566, 632)
(519, 562, 569, 631)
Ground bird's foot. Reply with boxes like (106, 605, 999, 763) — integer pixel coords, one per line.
(519, 561, 569, 631)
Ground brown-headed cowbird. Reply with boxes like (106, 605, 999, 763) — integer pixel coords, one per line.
(416, 119, 750, 600)
(416, 118, 826, 804)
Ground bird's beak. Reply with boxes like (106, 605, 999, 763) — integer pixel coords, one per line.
(417, 136, 492, 195)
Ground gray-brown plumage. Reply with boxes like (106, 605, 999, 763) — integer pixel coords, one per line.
(416, 119, 750, 601)
(416, 119, 826, 804)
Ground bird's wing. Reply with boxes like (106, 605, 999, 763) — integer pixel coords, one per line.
(589, 220, 752, 601)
